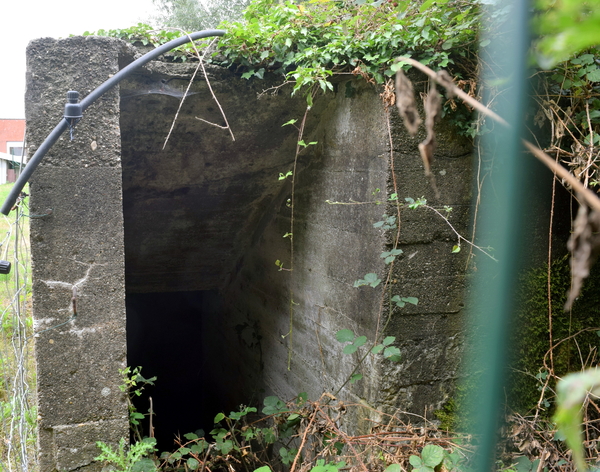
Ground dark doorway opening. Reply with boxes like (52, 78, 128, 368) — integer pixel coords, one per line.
(126, 290, 231, 450)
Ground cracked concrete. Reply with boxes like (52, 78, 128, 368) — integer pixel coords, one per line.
(27, 36, 128, 472)
(27, 35, 474, 469)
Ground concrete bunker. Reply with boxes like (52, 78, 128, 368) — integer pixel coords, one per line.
(26, 35, 475, 470)
(118, 65, 325, 447)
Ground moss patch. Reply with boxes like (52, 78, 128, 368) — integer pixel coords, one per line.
(509, 256, 600, 414)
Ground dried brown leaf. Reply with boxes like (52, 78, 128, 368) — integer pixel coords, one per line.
(565, 198, 600, 310)
(418, 139, 435, 175)
(395, 69, 421, 136)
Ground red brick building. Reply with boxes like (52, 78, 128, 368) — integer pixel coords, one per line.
(0, 119, 26, 183)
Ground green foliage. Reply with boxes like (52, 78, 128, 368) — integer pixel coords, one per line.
(390, 295, 418, 308)
(535, 0, 600, 67)
(408, 444, 467, 472)
(373, 214, 397, 230)
(504, 456, 548, 472)
(253, 458, 347, 472)
(151, 0, 251, 32)
(162, 396, 310, 470)
(405, 196, 427, 209)
(554, 369, 600, 472)
(336, 329, 402, 362)
(381, 248, 403, 264)
(262, 395, 289, 415)
(95, 437, 157, 472)
(354, 272, 381, 288)
(119, 366, 157, 443)
(81, 24, 200, 62)
(216, 0, 481, 93)
(509, 257, 600, 414)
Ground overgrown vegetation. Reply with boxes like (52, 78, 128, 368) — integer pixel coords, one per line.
(0, 183, 34, 471)
(7, 0, 600, 471)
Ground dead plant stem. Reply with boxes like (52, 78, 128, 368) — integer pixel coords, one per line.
(397, 57, 600, 213)
(289, 405, 318, 472)
(163, 34, 234, 150)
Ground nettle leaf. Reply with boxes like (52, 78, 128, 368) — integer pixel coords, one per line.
(385, 465, 401, 472)
(409, 455, 423, 467)
(421, 444, 445, 467)
(383, 336, 396, 346)
(354, 336, 367, 348)
(336, 329, 355, 343)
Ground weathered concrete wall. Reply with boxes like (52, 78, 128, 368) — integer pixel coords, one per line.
(219, 77, 472, 425)
(27, 37, 129, 472)
(27, 35, 472, 467)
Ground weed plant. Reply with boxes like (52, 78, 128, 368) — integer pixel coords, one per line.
(0, 183, 35, 472)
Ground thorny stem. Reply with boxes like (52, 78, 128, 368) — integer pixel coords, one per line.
(289, 406, 319, 472)
(286, 92, 317, 370)
(314, 402, 369, 472)
(226, 418, 251, 472)
(423, 204, 498, 261)
(548, 152, 559, 375)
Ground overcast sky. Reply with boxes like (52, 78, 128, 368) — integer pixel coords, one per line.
(1, 0, 159, 119)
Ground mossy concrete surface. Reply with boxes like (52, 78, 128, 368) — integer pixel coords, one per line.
(26, 36, 473, 468)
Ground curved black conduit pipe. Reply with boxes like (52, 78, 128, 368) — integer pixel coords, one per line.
(0, 29, 225, 216)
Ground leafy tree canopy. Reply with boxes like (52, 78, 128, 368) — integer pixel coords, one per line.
(151, 0, 251, 31)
